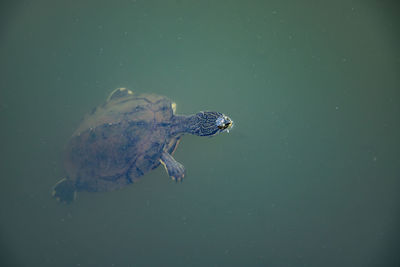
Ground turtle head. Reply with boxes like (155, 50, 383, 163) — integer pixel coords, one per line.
(190, 111, 233, 136)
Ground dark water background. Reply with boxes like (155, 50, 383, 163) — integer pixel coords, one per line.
(1, 1, 399, 266)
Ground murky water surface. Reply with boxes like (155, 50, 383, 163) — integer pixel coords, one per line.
(1, 1, 399, 266)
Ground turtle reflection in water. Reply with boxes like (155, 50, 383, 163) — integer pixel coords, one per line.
(52, 88, 233, 203)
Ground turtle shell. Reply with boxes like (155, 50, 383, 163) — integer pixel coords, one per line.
(64, 90, 179, 192)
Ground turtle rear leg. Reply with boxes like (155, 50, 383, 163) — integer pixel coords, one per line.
(106, 87, 133, 102)
(160, 151, 185, 182)
(52, 178, 77, 204)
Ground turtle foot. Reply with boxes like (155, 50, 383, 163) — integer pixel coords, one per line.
(160, 152, 185, 183)
(52, 178, 77, 204)
(169, 161, 185, 183)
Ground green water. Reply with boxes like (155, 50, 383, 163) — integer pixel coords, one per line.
(1, 1, 399, 266)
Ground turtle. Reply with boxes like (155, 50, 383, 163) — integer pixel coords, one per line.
(52, 88, 233, 203)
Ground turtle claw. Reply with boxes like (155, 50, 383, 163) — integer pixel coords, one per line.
(171, 174, 185, 183)
(170, 169, 185, 183)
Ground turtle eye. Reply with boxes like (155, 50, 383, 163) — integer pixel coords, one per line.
(215, 116, 225, 129)
(217, 122, 228, 130)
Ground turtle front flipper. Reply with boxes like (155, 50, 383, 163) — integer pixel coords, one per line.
(52, 178, 77, 204)
(160, 152, 185, 182)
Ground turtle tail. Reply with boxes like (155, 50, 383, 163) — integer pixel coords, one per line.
(52, 178, 77, 204)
